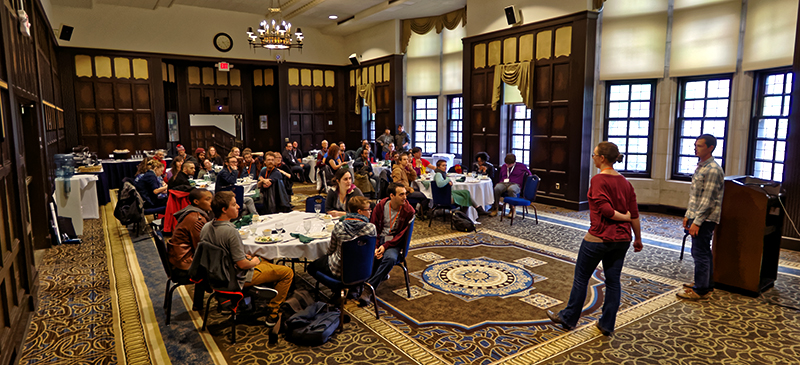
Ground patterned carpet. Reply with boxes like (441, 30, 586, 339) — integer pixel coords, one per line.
(19, 191, 800, 364)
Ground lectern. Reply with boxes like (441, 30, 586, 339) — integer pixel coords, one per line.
(713, 176, 783, 296)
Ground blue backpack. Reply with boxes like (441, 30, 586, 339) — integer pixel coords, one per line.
(285, 301, 340, 345)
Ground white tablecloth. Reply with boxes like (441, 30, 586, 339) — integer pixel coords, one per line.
(414, 177, 495, 208)
(53, 175, 99, 235)
(202, 181, 258, 196)
(242, 211, 332, 260)
(372, 164, 390, 179)
(303, 156, 317, 183)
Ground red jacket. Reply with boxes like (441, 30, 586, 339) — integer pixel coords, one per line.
(163, 190, 191, 233)
(370, 198, 415, 250)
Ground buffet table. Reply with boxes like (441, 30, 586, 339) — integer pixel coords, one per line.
(241, 211, 333, 260)
(53, 174, 100, 236)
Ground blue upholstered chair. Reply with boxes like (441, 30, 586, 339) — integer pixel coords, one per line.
(305, 195, 327, 214)
(395, 221, 415, 298)
(216, 185, 244, 209)
(429, 182, 459, 227)
(312, 235, 380, 329)
(501, 175, 540, 226)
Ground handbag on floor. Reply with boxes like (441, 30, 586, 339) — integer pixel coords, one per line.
(451, 210, 476, 232)
(285, 301, 340, 346)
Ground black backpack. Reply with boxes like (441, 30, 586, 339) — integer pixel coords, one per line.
(451, 210, 476, 232)
(285, 301, 340, 346)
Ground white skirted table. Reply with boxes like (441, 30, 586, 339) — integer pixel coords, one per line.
(242, 211, 332, 260)
(414, 176, 495, 208)
(53, 174, 100, 236)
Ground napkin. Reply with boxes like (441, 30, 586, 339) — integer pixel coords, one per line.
(456, 176, 467, 182)
(234, 215, 253, 229)
(290, 233, 315, 244)
(418, 180, 430, 189)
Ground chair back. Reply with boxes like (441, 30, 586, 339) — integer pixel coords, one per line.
(217, 185, 244, 208)
(398, 221, 415, 261)
(340, 235, 378, 286)
(163, 189, 191, 233)
(523, 174, 540, 202)
(305, 195, 326, 213)
(430, 180, 453, 207)
(150, 229, 172, 278)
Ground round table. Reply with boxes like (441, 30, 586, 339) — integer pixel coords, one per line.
(242, 211, 332, 260)
(414, 177, 495, 208)
(372, 163, 390, 179)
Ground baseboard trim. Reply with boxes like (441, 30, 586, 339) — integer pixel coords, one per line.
(781, 236, 800, 251)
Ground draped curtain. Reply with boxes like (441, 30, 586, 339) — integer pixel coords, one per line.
(491, 61, 533, 111)
(355, 83, 376, 115)
(401, 7, 466, 53)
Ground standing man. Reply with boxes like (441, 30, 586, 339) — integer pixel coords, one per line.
(678, 134, 724, 301)
(394, 125, 411, 153)
(376, 129, 393, 159)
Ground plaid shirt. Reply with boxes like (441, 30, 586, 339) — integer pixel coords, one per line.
(686, 156, 725, 226)
(328, 213, 376, 278)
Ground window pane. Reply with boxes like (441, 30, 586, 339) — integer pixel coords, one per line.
(681, 121, 702, 137)
(786, 73, 793, 94)
(765, 74, 784, 95)
(609, 85, 630, 101)
(427, 120, 436, 131)
(630, 102, 650, 118)
(755, 139, 773, 160)
(712, 140, 724, 158)
(427, 98, 437, 109)
(783, 96, 791, 116)
(416, 110, 426, 120)
(777, 119, 788, 139)
(609, 102, 629, 118)
(427, 110, 437, 120)
(631, 84, 651, 100)
(416, 99, 426, 109)
(680, 138, 695, 155)
(703, 120, 726, 138)
(753, 161, 772, 180)
(705, 99, 728, 117)
(775, 141, 785, 163)
(629, 120, 649, 136)
(762, 96, 782, 116)
(627, 155, 647, 171)
(629, 138, 648, 154)
(609, 137, 627, 153)
(758, 119, 777, 139)
(774, 163, 784, 182)
(685, 81, 706, 99)
(707, 79, 730, 98)
(608, 120, 627, 136)
(679, 156, 698, 174)
(684, 100, 705, 117)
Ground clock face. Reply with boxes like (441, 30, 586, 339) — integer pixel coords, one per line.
(214, 33, 233, 52)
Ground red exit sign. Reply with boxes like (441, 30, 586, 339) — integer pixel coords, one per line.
(217, 62, 230, 71)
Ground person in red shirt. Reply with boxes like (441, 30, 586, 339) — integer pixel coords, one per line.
(547, 141, 642, 337)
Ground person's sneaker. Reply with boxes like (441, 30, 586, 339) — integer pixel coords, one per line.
(596, 322, 612, 336)
(546, 310, 574, 331)
(676, 288, 710, 300)
(489, 209, 498, 217)
(265, 313, 280, 327)
(357, 297, 371, 307)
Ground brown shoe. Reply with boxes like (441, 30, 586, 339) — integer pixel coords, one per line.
(676, 288, 710, 300)
(489, 210, 498, 217)
(683, 283, 714, 291)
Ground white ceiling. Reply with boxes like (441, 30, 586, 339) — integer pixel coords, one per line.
(50, 0, 467, 36)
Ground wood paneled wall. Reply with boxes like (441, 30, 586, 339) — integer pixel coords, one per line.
(346, 55, 404, 149)
(782, 1, 800, 248)
(281, 65, 339, 152)
(463, 12, 598, 210)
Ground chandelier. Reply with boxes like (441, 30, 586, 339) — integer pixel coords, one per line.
(246, 0, 304, 50)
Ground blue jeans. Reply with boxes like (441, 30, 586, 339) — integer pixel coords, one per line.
(558, 239, 630, 333)
(690, 220, 716, 295)
(366, 247, 401, 290)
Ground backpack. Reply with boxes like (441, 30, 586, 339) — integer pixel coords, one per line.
(114, 180, 144, 226)
(451, 210, 476, 232)
(285, 301, 340, 346)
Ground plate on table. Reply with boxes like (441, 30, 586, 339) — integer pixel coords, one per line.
(307, 231, 331, 239)
(254, 236, 290, 244)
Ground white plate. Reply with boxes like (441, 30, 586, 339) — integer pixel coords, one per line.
(307, 232, 331, 239)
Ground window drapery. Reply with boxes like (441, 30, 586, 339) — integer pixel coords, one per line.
(355, 83, 376, 115)
(401, 7, 466, 53)
(491, 61, 533, 111)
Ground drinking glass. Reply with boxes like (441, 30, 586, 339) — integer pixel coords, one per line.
(275, 221, 284, 239)
(303, 220, 312, 235)
(314, 203, 322, 217)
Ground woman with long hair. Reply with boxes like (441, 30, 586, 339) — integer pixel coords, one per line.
(325, 168, 364, 218)
(165, 155, 184, 183)
(547, 141, 642, 337)
(134, 159, 168, 208)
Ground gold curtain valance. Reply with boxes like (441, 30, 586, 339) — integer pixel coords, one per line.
(355, 83, 376, 115)
(401, 7, 466, 53)
(491, 61, 534, 111)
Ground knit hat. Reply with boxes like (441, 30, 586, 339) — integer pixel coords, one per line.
(176, 144, 185, 151)
(195, 147, 205, 155)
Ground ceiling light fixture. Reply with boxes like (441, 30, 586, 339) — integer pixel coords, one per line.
(328, 15, 338, 19)
(246, 0, 303, 51)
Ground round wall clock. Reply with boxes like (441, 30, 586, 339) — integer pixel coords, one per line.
(213, 33, 233, 52)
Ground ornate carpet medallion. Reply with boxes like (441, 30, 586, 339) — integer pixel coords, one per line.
(421, 258, 534, 300)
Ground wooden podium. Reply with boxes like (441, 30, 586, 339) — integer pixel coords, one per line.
(713, 176, 783, 296)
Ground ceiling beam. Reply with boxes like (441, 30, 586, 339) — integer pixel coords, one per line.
(284, 0, 329, 20)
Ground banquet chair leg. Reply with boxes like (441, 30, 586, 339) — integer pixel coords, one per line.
(165, 283, 181, 325)
(337, 289, 346, 332)
(231, 312, 237, 344)
(364, 283, 380, 320)
(202, 292, 217, 331)
(680, 233, 690, 260)
(164, 280, 171, 310)
(532, 205, 538, 224)
(401, 260, 411, 298)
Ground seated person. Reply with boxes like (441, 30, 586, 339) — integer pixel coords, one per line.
(433, 159, 484, 213)
(410, 147, 431, 176)
(316, 140, 329, 167)
(339, 142, 352, 162)
(177, 144, 198, 167)
(200, 191, 294, 326)
(355, 140, 375, 162)
(217, 155, 258, 215)
(153, 149, 168, 169)
(197, 159, 216, 182)
(272, 151, 294, 196)
(291, 141, 304, 159)
(472, 152, 496, 180)
(490, 153, 531, 218)
(391, 152, 429, 214)
(239, 149, 262, 179)
(135, 156, 153, 177)
(326, 168, 364, 218)
(168, 188, 213, 310)
(167, 161, 195, 191)
(134, 159, 168, 208)
(257, 153, 291, 214)
(307, 196, 376, 281)
(358, 183, 415, 306)
(207, 146, 225, 166)
(282, 142, 311, 183)
(164, 156, 184, 184)
(353, 147, 377, 196)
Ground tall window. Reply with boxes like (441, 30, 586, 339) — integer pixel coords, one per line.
(604, 81, 656, 177)
(413, 97, 438, 154)
(673, 76, 730, 179)
(363, 103, 376, 142)
(447, 95, 463, 157)
(750, 70, 791, 182)
(509, 105, 531, 165)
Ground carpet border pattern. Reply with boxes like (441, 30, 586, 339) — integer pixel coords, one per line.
(103, 198, 172, 365)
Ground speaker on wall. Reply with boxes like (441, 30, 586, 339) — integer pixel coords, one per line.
(504, 6, 520, 25)
(59, 25, 74, 41)
(349, 53, 360, 66)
